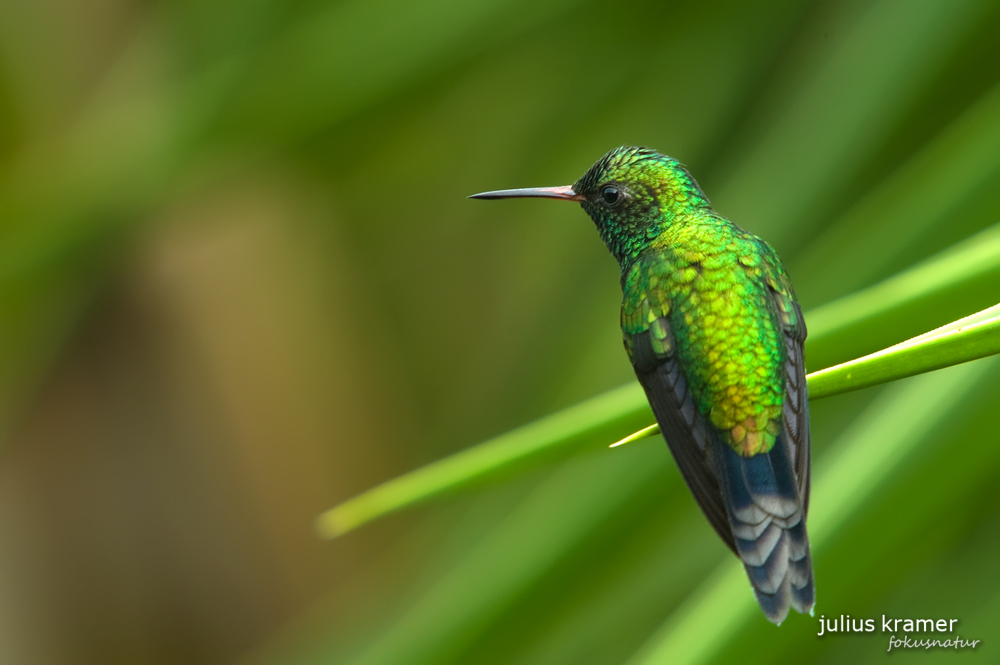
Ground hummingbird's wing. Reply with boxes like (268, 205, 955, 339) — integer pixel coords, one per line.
(621, 264, 737, 554)
(764, 261, 810, 517)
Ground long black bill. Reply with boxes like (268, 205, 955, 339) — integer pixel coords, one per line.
(468, 185, 585, 201)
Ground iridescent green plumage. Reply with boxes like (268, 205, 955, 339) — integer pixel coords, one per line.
(618, 207, 799, 455)
(471, 146, 814, 624)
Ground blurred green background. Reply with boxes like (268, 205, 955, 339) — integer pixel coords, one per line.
(0, 0, 999, 662)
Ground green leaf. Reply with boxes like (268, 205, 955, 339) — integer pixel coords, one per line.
(315, 383, 652, 538)
(807, 306, 1000, 398)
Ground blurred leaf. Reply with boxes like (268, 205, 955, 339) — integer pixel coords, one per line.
(711, 0, 989, 247)
(793, 78, 1000, 305)
(804, 222, 1000, 369)
(349, 445, 667, 665)
(314, 383, 651, 539)
(223, 0, 590, 143)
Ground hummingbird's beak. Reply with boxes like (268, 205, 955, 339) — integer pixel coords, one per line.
(468, 185, 585, 201)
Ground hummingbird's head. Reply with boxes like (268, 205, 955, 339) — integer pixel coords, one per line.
(572, 146, 710, 263)
(470, 146, 710, 266)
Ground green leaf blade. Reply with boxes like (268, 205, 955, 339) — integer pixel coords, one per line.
(807, 310, 1000, 400)
(315, 383, 650, 538)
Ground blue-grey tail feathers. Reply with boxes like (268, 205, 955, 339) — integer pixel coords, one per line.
(711, 432, 815, 624)
(629, 329, 814, 623)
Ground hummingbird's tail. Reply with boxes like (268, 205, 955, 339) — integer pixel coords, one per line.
(711, 432, 815, 624)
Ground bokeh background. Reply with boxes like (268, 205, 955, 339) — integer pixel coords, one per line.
(0, 0, 999, 662)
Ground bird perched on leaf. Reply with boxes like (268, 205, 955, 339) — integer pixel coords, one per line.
(470, 146, 814, 624)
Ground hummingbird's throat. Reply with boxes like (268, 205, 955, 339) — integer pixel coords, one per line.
(592, 210, 672, 267)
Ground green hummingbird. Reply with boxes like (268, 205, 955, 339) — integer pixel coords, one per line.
(471, 146, 814, 624)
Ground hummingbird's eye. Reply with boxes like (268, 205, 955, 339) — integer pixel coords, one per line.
(601, 185, 621, 206)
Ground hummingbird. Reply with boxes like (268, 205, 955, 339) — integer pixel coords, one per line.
(470, 146, 814, 624)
